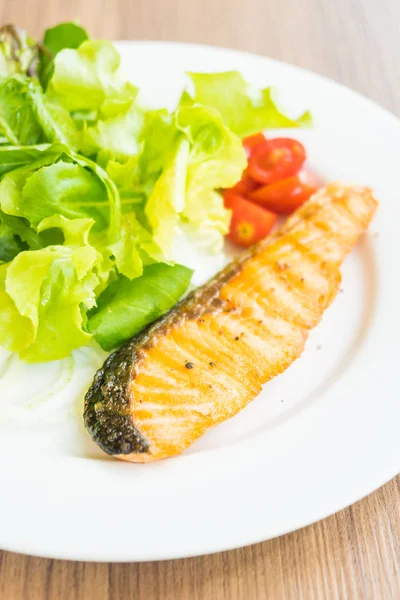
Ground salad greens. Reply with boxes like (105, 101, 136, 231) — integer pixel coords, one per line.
(0, 76, 44, 145)
(39, 22, 89, 90)
(0, 216, 100, 361)
(0, 24, 39, 77)
(186, 71, 312, 137)
(0, 21, 310, 362)
(87, 263, 193, 351)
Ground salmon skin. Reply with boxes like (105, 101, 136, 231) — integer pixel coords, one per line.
(84, 184, 377, 462)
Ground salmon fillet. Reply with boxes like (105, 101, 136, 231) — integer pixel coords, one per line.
(84, 184, 377, 462)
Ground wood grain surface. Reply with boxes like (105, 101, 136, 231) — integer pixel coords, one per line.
(0, 0, 399, 598)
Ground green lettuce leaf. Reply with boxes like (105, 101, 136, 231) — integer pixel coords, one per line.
(37, 214, 101, 279)
(16, 161, 109, 228)
(72, 150, 122, 242)
(145, 137, 190, 256)
(0, 265, 34, 353)
(0, 75, 44, 144)
(138, 109, 178, 184)
(0, 143, 150, 281)
(87, 263, 192, 351)
(107, 215, 143, 281)
(105, 156, 144, 209)
(0, 75, 78, 147)
(48, 40, 137, 116)
(33, 94, 79, 148)
(0, 144, 114, 231)
(45, 40, 140, 160)
(0, 209, 45, 262)
(0, 147, 67, 220)
(0, 216, 102, 361)
(176, 104, 246, 251)
(0, 232, 25, 263)
(0, 144, 51, 175)
(39, 22, 89, 90)
(80, 104, 144, 161)
(108, 212, 164, 279)
(101, 157, 146, 233)
(144, 104, 246, 258)
(186, 71, 312, 137)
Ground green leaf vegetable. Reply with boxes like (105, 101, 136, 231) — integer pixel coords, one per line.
(0, 216, 101, 362)
(48, 39, 137, 116)
(0, 143, 147, 277)
(0, 228, 26, 263)
(87, 263, 193, 351)
(39, 22, 89, 90)
(0, 145, 50, 175)
(0, 75, 77, 147)
(0, 21, 310, 363)
(186, 71, 312, 137)
(176, 105, 247, 251)
(0, 75, 44, 145)
(0, 210, 43, 263)
(0, 24, 39, 77)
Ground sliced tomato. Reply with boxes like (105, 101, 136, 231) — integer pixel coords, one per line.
(225, 194, 276, 247)
(249, 175, 317, 215)
(247, 138, 306, 185)
(224, 173, 259, 200)
(242, 133, 267, 157)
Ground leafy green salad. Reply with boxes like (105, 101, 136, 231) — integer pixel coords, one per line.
(0, 22, 310, 362)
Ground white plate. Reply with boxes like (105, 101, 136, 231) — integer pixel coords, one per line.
(0, 42, 399, 562)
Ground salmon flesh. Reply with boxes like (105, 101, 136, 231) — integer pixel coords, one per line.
(84, 184, 377, 462)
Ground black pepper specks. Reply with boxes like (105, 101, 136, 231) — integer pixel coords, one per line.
(209, 362, 216, 367)
(234, 336, 239, 341)
(185, 361, 194, 369)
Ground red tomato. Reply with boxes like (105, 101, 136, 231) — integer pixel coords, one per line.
(224, 173, 259, 200)
(249, 175, 317, 215)
(247, 138, 306, 185)
(225, 194, 277, 247)
(242, 133, 267, 157)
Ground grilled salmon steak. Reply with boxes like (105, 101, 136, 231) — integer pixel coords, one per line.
(84, 184, 377, 462)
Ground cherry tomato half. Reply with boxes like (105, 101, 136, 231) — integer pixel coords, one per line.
(225, 194, 277, 247)
(249, 175, 317, 215)
(224, 173, 259, 200)
(242, 133, 267, 157)
(247, 138, 306, 185)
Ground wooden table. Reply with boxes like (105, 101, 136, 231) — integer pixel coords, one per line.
(0, 0, 399, 598)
